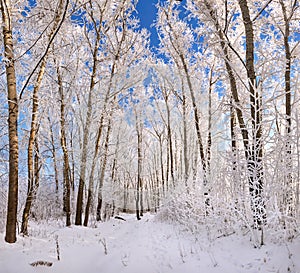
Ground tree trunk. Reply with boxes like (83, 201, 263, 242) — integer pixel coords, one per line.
(76, 0, 112, 225)
(57, 67, 71, 227)
(206, 68, 214, 176)
(84, 60, 117, 226)
(280, 0, 293, 217)
(21, 0, 66, 235)
(162, 9, 207, 189)
(167, 101, 175, 189)
(69, 128, 75, 192)
(230, 98, 237, 164)
(1, 0, 19, 244)
(135, 112, 143, 220)
(21, 58, 46, 235)
(159, 135, 165, 196)
(179, 53, 208, 203)
(75, 36, 99, 225)
(182, 84, 189, 186)
(238, 0, 265, 229)
(204, 0, 250, 158)
(96, 115, 113, 221)
(159, 85, 174, 188)
(204, 0, 266, 228)
(48, 115, 59, 197)
(84, 112, 105, 226)
(33, 138, 40, 197)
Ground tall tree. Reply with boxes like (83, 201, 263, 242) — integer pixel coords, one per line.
(192, 0, 265, 230)
(21, 0, 68, 235)
(75, 0, 106, 225)
(1, 0, 19, 243)
(83, 0, 149, 224)
(238, 0, 265, 230)
(96, 112, 113, 221)
(135, 108, 143, 220)
(47, 114, 59, 198)
(278, 0, 297, 217)
(57, 65, 71, 227)
(157, 2, 210, 204)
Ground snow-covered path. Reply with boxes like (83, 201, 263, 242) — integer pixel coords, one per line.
(1, 213, 299, 273)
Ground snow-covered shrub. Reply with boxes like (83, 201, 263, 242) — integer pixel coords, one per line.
(156, 180, 300, 246)
(156, 182, 242, 239)
(265, 196, 300, 243)
(29, 184, 65, 222)
(157, 185, 204, 232)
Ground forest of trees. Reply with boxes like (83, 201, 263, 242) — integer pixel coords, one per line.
(1, 0, 299, 247)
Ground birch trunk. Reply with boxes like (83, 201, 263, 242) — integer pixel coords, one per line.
(21, 0, 66, 235)
(1, 0, 19, 243)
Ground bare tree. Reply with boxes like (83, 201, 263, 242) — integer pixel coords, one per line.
(57, 66, 71, 227)
(194, 0, 265, 230)
(157, 3, 210, 206)
(238, 0, 265, 230)
(135, 108, 143, 220)
(47, 114, 59, 198)
(1, 0, 19, 243)
(21, 0, 69, 235)
(279, 0, 298, 217)
(75, 0, 106, 226)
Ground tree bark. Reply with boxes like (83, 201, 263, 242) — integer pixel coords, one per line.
(48, 115, 59, 197)
(157, 83, 175, 189)
(96, 114, 113, 221)
(206, 67, 214, 179)
(203, 0, 266, 226)
(204, 0, 250, 157)
(159, 135, 165, 196)
(165, 95, 175, 189)
(84, 61, 116, 225)
(230, 98, 237, 163)
(279, 0, 294, 216)
(1, 0, 19, 244)
(135, 111, 143, 220)
(21, 0, 67, 235)
(182, 83, 189, 185)
(76, 0, 111, 226)
(21, 58, 46, 235)
(75, 33, 99, 226)
(238, 0, 265, 229)
(57, 67, 71, 227)
(161, 8, 207, 189)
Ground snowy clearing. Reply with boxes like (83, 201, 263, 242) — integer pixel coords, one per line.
(1, 213, 299, 273)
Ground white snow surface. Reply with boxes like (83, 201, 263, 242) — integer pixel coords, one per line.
(1, 213, 299, 273)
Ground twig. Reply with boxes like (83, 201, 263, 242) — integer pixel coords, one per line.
(30, 261, 53, 267)
(115, 215, 126, 221)
(55, 235, 60, 261)
(216, 231, 235, 239)
(99, 238, 108, 255)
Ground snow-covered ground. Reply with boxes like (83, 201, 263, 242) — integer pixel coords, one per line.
(0, 213, 299, 273)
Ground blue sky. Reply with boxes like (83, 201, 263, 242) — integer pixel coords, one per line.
(136, 0, 159, 48)
(136, 0, 157, 29)
(136, 0, 188, 50)
(25, 0, 183, 49)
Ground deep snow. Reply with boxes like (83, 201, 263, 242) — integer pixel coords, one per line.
(0, 213, 299, 273)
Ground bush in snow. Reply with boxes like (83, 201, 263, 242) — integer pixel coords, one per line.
(156, 180, 300, 246)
